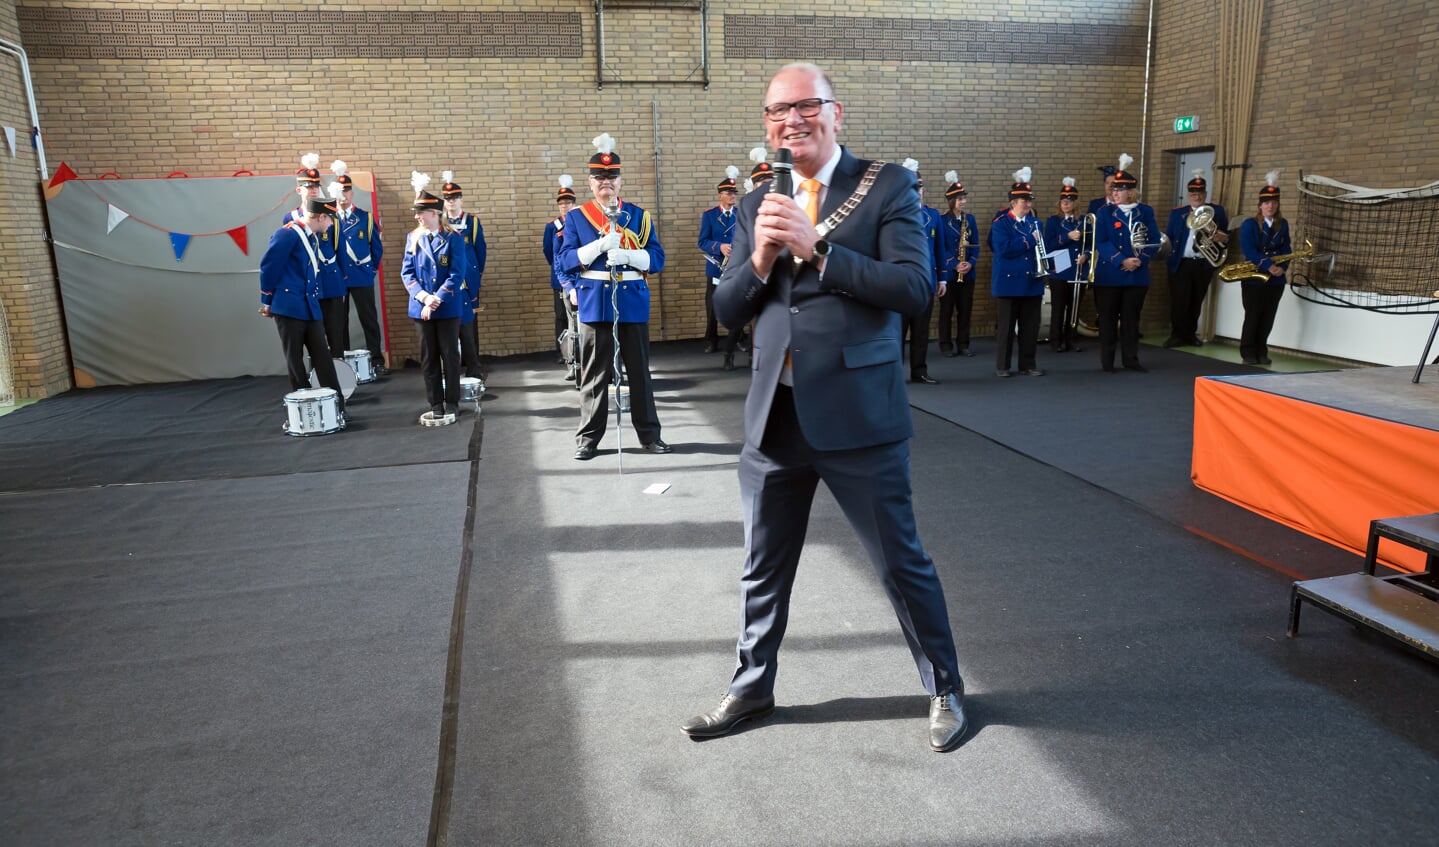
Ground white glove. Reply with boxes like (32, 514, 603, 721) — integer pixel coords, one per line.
(607, 248, 650, 272)
(578, 232, 621, 267)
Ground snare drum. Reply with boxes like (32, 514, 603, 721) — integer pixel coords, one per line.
(309, 358, 357, 399)
(343, 349, 376, 384)
(460, 376, 482, 403)
(284, 387, 344, 436)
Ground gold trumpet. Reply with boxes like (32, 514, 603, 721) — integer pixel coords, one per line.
(1186, 205, 1228, 267)
(1218, 238, 1318, 283)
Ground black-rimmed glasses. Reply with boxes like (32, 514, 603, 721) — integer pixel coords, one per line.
(763, 98, 835, 121)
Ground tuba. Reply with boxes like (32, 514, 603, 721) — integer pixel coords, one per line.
(1186, 205, 1228, 267)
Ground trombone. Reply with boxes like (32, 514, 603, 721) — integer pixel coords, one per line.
(1069, 213, 1097, 335)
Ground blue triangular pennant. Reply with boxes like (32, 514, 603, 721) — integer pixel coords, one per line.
(169, 232, 192, 262)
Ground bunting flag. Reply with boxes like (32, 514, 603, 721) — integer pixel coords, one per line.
(106, 204, 129, 234)
(226, 226, 248, 255)
(169, 232, 192, 262)
(48, 161, 78, 189)
(3, 127, 14, 158)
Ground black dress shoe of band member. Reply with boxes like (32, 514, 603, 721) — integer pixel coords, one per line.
(1020, 368, 1046, 377)
(430, 404, 445, 417)
(1123, 362, 1149, 372)
(680, 694, 776, 738)
(736, 338, 750, 353)
(641, 439, 673, 454)
(1162, 336, 1182, 348)
(1259, 356, 1272, 365)
(574, 445, 598, 461)
(703, 341, 716, 353)
(911, 373, 939, 385)
(929, 692, 969, 752)
(995, 369, 1012, 378)
(958, 347, 975, 357)
(722, 354, 735, 371)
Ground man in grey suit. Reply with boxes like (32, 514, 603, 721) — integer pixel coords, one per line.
(680, 63, 967, 752)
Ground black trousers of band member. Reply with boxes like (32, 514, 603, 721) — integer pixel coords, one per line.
(459, 317, 482, 378)
(415, 316, 461, 410)
(552, 289, 568, 360)
(1046, 277, 1081, 350)
(345, 285, 385, 365)
(905, 293, 935, 375)
(995, 295, 1042, 372)
(1094, 285, 1148, 369)
(936, 274, 975, 350)
(1169, 257, 1214, 344)
(1240, 283, 1285, 362)
(704, 282, 742, 354)
(576, 320, 660, 450)
(274, 314, 343, 409)
(729, 383, 963, 701)
(319, 295, 347, 359)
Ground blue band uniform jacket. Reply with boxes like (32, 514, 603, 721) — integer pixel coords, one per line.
(941, 211, 979, 283)
(1164, 203, 1228, 273)
(988, 211, 1048, 298)
(1238, 217, 1292, 287)
(259, 222, 326, 321)
(698, 205, 738, 282)
(336, 206, 384, 289)
(448, 212, 486, 324)
(543, 215, 566, 291)
(712, 147, 930, 453)
(557, 200, 666, 324)
(1095, 203, 1162, 287)
(401, 228, 468, 320)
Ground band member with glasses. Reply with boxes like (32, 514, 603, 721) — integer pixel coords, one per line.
(689, 63, 968, 754)
(698, 166, 742, 369)
(1094, 154, 1161, 373)
(1237, 171, 1291, 366)
(989, 168, 1047, 377)
(402, 175, 467, 419)
(938, 172, 978, 357)
(1163, 170, 1229, 348)
(556, 133, 670, 461)
(1044, 177, 1087, 353)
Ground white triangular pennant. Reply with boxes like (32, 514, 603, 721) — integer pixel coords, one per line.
(106, 204, 129, 234)
(2, 127, 14, 158)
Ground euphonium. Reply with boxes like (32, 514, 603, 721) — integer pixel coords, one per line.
(1186, 205, 1228, 267)
(1218, 238, 1318, 283)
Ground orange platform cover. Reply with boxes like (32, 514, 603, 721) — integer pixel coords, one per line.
(1192, 377, 1439, 573)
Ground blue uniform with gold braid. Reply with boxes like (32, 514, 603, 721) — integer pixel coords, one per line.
(1164, 202, 1228, 346)
(1093, 202, 1161, 370)
(989, 210, 1047, 373)
(1237, 215, 1292, 363)
(335, 204, 385, 365)
(557, 198, 667, 451)
(938, 210, 978, 353)
(698, 204, 740, 353)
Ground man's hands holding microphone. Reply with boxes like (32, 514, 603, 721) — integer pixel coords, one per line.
(751, 192, 822, 279)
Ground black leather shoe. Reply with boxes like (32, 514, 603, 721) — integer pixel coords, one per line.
(1188, 338, 1205, 347)
(680, 694, 775, 738)
(1020, 368, 1046, 377)
(1162, 337, 1182, 348)
(929, 692, 968, 752)
(574, 445, 597, 461)
(995, 369, 1011, 378)
(958, 348, 975, 357)
(939, 344, 953, 356)
(1123, 363, 1149, 372)
(430, 405, 445, 417)
(722, 355, 735, 371)
(641, 439, 673, 454)
(911, 373, 939, 385)
(1259, 356, 1272, 365)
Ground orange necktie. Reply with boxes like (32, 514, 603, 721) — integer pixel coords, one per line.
(801, 178, 821, 223)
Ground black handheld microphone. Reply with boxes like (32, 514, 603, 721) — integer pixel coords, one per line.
(770, 148, 793, 197)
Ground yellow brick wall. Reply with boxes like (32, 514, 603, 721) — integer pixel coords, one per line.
(0, 1, 70, 398)
(8, 0, 1162, 393)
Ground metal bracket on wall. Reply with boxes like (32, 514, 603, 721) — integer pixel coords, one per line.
(595, 0, 709, 91)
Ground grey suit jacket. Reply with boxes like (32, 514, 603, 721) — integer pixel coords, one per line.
(714, 146, 931, 452)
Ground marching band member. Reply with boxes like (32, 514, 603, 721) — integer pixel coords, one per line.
(284, 153, 347, 358)
(1088, 165, 1117, 215)
(259, 195, 346, 414)
(1237, 171, 1291, 365)
(544, 175, 579, 379)
(903, 159, 944, 384)
(282, 152, 324, 225)
(988, 168, 1047, 377)
(402, 174, 468, 419)
(1163, 169, 1229, 348)
(1043, 177, 1087, 352)
(556, 133, 670, 461)
(698, 166, 741, 369)
(744, 145, 774, 193)
(1094, 154, 1161, 372)
(938, 172, 978, 357)
(441, 173, 487, 380)
(330, 161, 386, 374)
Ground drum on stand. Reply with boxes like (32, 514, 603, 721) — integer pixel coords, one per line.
(343, 349, 376, 384)
(283, 387, 344, 436)
(309, 358, 357, 400)
(460, 376, 482, 404)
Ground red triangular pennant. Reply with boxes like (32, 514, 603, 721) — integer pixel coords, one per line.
(227, 226, 249, 255)
(48, 162, 78, 188)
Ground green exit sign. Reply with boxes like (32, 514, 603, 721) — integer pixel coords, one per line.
(1174, 116, 1199, 133)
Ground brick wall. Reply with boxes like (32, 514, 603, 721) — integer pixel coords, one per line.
(9, 0, 1159, 392)
(0, 0, 69, 398)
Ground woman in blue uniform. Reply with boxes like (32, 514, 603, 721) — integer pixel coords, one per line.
(988, 168, 1047, 377)
(939, 172, 978, 357)
(1044, 177, 1088, 353)
(1093, 154, 1162, 372)
(1237, 171, 1291, 365)
(401, 176, 468, 418)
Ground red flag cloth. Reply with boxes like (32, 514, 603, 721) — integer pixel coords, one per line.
(226, 226, 248, 255)
(49, 162, 78, 188)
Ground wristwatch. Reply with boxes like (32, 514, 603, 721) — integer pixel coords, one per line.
(811, 238, 832, 262)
